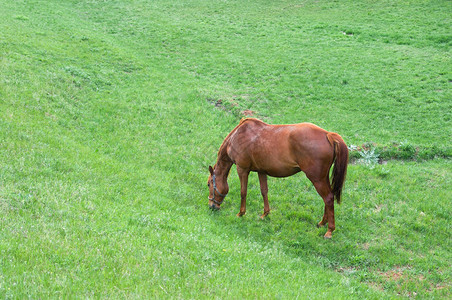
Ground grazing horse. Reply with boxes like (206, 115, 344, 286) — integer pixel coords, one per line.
(207, 118, 348, 239)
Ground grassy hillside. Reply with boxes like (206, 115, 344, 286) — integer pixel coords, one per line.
(1, 0, 451, 298)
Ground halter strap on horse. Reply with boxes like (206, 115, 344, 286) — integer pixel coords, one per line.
(209, 174, 227, 206)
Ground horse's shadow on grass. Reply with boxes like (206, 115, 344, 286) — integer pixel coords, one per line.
(206, 191, 363, 270)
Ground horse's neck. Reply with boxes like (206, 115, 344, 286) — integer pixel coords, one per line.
(215, 159, 232, 178)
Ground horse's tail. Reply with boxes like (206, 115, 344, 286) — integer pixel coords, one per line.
(327, 132, 349, 204)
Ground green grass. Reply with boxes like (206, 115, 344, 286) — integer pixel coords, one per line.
(1, 0, 451, 298)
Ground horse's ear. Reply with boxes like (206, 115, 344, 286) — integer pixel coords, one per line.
(209, 166, 214, 175)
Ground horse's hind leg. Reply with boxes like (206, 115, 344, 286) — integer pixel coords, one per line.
(317, 205, 328, 228)
(310, 177, 335, 239)
(258, 172, 270, 219)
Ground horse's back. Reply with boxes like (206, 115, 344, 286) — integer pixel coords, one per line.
(227, 119, 334, 177)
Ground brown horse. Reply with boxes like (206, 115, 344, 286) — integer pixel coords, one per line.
(207, 118, 348, 238)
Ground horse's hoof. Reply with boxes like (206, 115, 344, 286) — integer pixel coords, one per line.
(236, 212, 246, 217)
(323, 232, 333, 239)
(317, 222, 326, 228)
(260, 212, 269, 220)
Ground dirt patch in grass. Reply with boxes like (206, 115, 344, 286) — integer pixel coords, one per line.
(241, 109, 255, 117)
(206, 96, 259, 119)
(380, 267, 405, 281)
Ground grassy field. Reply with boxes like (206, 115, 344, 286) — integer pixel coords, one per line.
(1, 0, 451, 298)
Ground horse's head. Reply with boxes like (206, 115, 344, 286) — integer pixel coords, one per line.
(207, 165, 228, 210)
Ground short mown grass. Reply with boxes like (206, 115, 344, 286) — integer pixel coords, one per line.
(1, 0, 451, 298)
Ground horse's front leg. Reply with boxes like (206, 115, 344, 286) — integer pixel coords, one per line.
(258, 172, 270, 219)
(236, 166, 249, 217)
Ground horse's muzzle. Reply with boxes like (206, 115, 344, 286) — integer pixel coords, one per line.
(209, 203, 220, 211)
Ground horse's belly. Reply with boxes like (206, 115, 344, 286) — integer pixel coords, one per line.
(260, 167, 301, 178)
(251, 160, 301, 177)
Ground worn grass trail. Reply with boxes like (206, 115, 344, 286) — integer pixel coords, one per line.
(1, 0, 451, 298)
